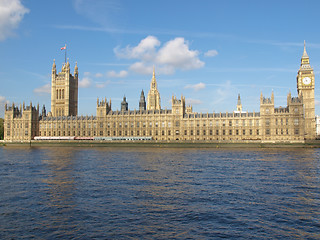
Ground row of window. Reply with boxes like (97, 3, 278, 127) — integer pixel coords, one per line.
(56, 108, 65, 117)
(7, 123, 28, 129)
(40, 129, 261, 137)
(265, 118, 300, 126)
(7, 130, 29, 137)
(264, 108, 299, 114)
(56, 89, 65, 100)
(265, 128, 300, 135)
(40, 128, 302, 138)
(40, 121, 263, 129)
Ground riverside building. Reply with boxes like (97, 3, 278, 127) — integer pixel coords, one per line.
(4, 43, 316, 143)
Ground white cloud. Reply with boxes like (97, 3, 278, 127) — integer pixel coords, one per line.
(156, 37, 204, 70)
(204, 49, 218, 57)
(213, 80, 235, 105)
(115, 36, 205, 75)
(129, 62, 175, 75)
(79, 76, 92, 88)
(95, 80, 111, 88)
(33, 83, 51, 95)
(129, 62, 153, 75)
(115, 35, 160, 61)
(186, 98, 203, 105)
(72, 0, 122, 27)
(0, 0, 29, 41)
(184, 82, 206, 91)
(95, 83, 105, 88)
(95, 73, 103, 78)
(107, 70, 128, 78)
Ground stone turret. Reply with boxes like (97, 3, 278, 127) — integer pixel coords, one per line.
(121, 96, 128, 112)
(96, 97, 111, 117)
(74, 61, 78, 78)
(172, 95, 186, 116)
(139, 90, 146, 111)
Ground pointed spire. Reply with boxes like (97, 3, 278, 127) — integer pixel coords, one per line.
(302, 40, 309, 58)
(139, 89, 146, 111)
(42, 104, 46, 117)
(140, 89, 145, 100)
(236, 94, 242, 112)
(237, 94, 241, 105)
(151, 66, 157, 90)
(121, 95, 128, 111)
(147, 67, 161, 110)
(52, 59, 56, 69)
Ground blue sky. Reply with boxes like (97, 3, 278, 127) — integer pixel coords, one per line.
(1, 0, 320, 117)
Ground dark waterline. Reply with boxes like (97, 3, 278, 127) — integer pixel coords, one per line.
(0, 147, 319, 239)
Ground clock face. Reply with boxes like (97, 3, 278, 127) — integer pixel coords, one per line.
(303, 77, 311, 85)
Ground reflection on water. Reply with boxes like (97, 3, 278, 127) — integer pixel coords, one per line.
(0, 147, 319, 239)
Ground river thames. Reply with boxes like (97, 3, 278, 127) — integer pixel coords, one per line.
(0, 146, 319, 239)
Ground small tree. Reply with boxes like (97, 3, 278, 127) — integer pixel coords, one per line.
(0, 118, 4, 140)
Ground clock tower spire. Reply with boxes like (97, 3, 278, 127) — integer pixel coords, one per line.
(296, 41, 315, 139)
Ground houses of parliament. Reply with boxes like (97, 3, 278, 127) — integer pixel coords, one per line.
(3, 43, 316, 143)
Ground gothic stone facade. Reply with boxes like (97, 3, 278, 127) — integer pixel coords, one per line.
(4, 44, 315, 143)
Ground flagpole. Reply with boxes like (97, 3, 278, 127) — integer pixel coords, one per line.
(65, 44, 67, 64)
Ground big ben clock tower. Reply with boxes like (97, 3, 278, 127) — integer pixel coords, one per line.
(297, 41, 316, 139)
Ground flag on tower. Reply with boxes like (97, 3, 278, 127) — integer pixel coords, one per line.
(61, 44, 67, 63)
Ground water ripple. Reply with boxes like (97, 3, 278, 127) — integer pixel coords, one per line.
(0, 147, 319, 239)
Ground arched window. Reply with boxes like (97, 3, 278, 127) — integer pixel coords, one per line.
(62, 89, 64, 99)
